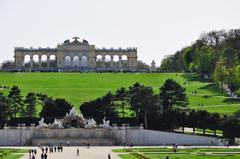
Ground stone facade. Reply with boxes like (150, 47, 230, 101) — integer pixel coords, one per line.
(0, 125, 222, 146)
(14, 37, 138, 71)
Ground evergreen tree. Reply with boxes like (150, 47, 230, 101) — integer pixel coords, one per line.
(0, 93, 8, 120)
(159, 79, 188, 112)
(23, 92, 37, 118)
(7, 86, 24, 118)
(129, 83, 159, 128)
(114, 87, 129, 117)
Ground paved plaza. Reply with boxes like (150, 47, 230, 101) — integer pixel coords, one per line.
(20, 146, 121, 159)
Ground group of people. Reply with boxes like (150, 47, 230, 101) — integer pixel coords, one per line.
(28, 149, 37, 159)
(40, 144, 64, 159)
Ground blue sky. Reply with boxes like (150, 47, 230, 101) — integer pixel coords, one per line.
(0, 0, 239, 65)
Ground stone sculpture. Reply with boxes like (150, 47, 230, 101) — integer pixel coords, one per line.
(85, 118, 97, 128)
(49, 118, 63, 129)
(37, 118, 49, 128)
(99, 117, 111, 128)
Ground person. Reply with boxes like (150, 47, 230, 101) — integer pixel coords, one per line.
(45, 147, 48, 153)
(44, 153, 47, 159)
(77, 148, 80, 156)
(32, 155, 35, 159)
(108, 153, 111, 159)
(28, 149, 32, 158)
(87, 143, 90, 149)
(60, 146, 63, 152)
(41, 153, 44, 159)
(165, 156, 169, 159)
(67, 141, 70, 146)
(34, 149, 37, 155)
(54, 146, 57, 152)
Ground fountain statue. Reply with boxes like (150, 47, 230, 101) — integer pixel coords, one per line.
(49, 118, 63, 129)
(99, 117, 111, 128)
(69, 107, 77, 116)
(85, 118, 97, 128)
(37, 108, 112, 129)
(37, 118, 49, 128)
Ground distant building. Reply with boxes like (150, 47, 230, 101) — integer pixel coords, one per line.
(14, 36, 138, 71)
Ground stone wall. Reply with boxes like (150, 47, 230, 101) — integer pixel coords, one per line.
(0, 127, 33, 146)
(0, 126, 222, 146)
(112, 127, 221, 146)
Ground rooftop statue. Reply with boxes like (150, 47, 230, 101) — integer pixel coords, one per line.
(72, 36, 80, 43)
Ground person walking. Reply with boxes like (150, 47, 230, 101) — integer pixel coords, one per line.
(45, 147, 48, 153)
(76, 148, 80, 156)
(28, 149, 32, 158)
(44, 153, 48, 159)
(41, 153, 44, 159)
(108, 153, 111, 159)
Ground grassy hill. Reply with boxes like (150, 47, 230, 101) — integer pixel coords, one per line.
(0, 72, 239, 115)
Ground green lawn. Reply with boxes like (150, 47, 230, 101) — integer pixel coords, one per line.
(0, 148, 27, 159)
(0, 72, 239, 115)
(115, 148, 240, 159)
(113, 148, 240, 153)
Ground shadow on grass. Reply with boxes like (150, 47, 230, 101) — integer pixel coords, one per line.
(198, 83, 224, 96)
(223, 98, 240, 104)
(181, 73, 211, 83)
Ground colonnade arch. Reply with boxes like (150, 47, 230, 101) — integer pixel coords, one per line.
(94, 54, 131, 69)
(63, 55, 89, 67)
(14, 38, 138, 71)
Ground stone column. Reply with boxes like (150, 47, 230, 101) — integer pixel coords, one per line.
(70, 56, 74, 67)
(38, 56, 42, 67)
(46, 56, 50, 67)
(110, 56, 113, 68)
(127, 57, 132, 69)
(119, 56, 122, 69)
(14, 51, 24, 68)
(102, 56, 105, 68)
(30, 56, 33, 68)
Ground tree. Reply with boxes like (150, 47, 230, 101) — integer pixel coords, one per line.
(40, 98, 73, 118)
(183, 47, 193, 68)
(23, 92, 37, 118)
(0, 93, 8, 120)
(7, 86, 24, 118)
(213, 59, 228, 93)
(36, 93, 48, 107)
(159, 79, 188, 112)
(195, 46, 214, 77)
(1, 60, 15, 69)
(160, 55, 175, 71)
(208, 113, 221, 136)
(129, 83, 159, 128)
(80, 92, 116, 121)
(114, 87, 129, 117)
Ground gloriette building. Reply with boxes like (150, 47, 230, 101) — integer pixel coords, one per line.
(14, 37, 138, 71)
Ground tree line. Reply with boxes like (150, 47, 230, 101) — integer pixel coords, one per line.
(80, 79, 240, 138)
(160, 29, 240, 96)
(0, 86, 73, 120)
(1, 81, 240, 138)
